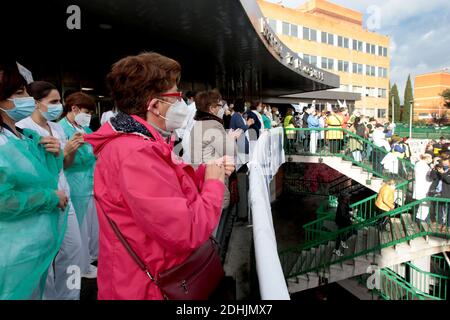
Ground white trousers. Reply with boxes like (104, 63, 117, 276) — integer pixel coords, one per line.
(79, 196, 99, 273)
(44, 207, 82, 300)
(310, 131, 318, 154)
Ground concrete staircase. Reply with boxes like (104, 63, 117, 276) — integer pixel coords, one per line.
(289, 155, 384, 193)
(285, 214, 450, 294)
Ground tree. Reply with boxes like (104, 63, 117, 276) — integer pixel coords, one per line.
(440, 88, 450, 108)
(403, 75, 414, 123)
(389, 83, 401, 122)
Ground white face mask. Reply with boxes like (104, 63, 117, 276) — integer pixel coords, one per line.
(159, 99, 189, 132)
(217, 107, 225, 119)
(74, 112, 92, 127)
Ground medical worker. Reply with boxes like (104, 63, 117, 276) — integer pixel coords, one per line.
(0, 62, 68, 299)
(17, 81, 83, 299)
(59, 92, 98, 278)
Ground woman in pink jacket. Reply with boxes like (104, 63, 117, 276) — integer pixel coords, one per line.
(84, 52, 234, 300)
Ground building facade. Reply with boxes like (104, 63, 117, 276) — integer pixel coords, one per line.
(414, 71, 450, 121)
(258, 0, 390, 119)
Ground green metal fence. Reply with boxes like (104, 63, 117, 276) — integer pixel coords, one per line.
(280, 197, 450, 279)
(285, 127, 415, 182)
(375, 255, 449, 300)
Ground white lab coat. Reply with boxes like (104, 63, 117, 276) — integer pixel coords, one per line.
(413, 160, 432, 200)
(381, 152, 399, 174)
(413, 160, 433, 221)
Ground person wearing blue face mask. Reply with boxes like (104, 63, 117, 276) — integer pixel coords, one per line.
(16, 81, 84, 300)
(0, 62, 69, 299)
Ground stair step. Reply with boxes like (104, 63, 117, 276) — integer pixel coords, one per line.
(288, 251, 307, 276)
(390, 217, 406, 241)
(354, 229, 367, 262)
(420, 221, 432, 233)
(303, 250, 315, 273)
(381, 222, 393, 245)
(401, 213, 420, 237)
(367, 227, 380, 261)
(404, 214, 421, 234)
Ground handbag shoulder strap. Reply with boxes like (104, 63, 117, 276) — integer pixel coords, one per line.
(104, 212, 156, 283)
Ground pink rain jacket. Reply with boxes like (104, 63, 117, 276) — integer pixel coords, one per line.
(84, 115, 225, 300)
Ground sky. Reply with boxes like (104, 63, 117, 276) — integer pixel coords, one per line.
(265, 0, 450, 103)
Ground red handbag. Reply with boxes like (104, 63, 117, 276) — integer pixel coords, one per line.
(105, 214, 224, 300)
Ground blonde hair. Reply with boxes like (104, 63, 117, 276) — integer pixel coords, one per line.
(386, 179, 396, 186)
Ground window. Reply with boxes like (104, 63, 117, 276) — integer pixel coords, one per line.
(352, 63, 363, 74)
(366, 87, 376, 97)
(303, 54, 317, 66)
(366, 43, 376, 54)
(310, 29, 317, 41)
(378, 88, 387, 98)
(377, 109, 387, 118)
(268, 19, 277, 31)
(378, 46, 388, 57)
(322, 32, 334, 45)
(353, 39, 363, 51)
(338, 36, 349, 48)
(344, 38, 349, 48)
(366, 65, 376, 77)
(321, 57, 334, 70)
(291, 24, 298, 38)
(303, 27, 309, 40)
(378, 67, 388, 78)
(353, 86, 362, 94)
(338, 60, 349, 72)
(303, 27, 317, 41)
(340, 84, 349, 92)
(282, 22, 290, 36)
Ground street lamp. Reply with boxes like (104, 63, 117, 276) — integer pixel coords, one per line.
(409, 99, 414, 139)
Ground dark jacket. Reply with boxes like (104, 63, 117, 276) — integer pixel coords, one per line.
(439, 170, 450, 198)
(245, 110, 262, 139)
(335, 200, 352, 227)
(230, 112, 249, 154)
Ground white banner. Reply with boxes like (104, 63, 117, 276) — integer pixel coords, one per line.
(248, 128, 289, 300)
(408, 139, 430, 164)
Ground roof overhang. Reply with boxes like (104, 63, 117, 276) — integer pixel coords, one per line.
(3, 0, 339, 98)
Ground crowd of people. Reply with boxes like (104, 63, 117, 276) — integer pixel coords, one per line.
(280, 106, 420, 178)
(1, 52, 448, 300)
(0, 52, 285, 300)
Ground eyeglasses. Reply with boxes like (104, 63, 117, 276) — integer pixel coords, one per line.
(159, 91, 183, 101)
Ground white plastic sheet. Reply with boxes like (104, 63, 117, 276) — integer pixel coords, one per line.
(248, 128, 289, 300)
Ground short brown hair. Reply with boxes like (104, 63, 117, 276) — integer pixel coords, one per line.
(62, 92, 96, 118)
(195, 89, 222, 113)
(106, 52, 181, 118)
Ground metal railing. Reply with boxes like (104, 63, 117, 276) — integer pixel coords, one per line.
(302, 180, 411, 245)
(280, 197, 450, 279)
(284, 127, 415, 181)
(375, 255, 449, 300)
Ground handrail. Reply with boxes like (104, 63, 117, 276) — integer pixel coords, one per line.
(280, 197, 450, 278)
(302, 179, 412, 244)
(376, 268, 439, 300)
(376, 255, 449, 300)
(349, 179, 412, 221)
(284, 127, 415, 181)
